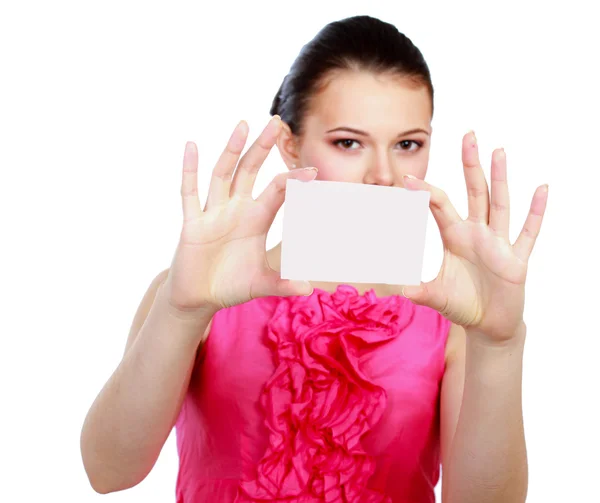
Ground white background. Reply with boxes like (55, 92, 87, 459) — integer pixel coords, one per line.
(1, 1, 598, 501)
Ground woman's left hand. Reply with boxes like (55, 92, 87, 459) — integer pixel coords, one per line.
(401, 131, 548, 343)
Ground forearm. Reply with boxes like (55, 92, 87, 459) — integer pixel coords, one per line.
(80, 284, 216, 493)
(443, 323, 528, 503)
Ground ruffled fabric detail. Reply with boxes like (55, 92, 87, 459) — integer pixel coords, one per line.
(235, 285, 414, 502)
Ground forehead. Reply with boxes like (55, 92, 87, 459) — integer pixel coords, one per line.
(304, 70, 431, 133)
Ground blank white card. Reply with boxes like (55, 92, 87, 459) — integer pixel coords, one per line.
(280, 179, 431, 286)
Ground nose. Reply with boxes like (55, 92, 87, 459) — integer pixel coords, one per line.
(363, 150, 395, 186)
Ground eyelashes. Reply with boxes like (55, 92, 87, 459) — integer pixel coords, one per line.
(333, 139, 361, 150)
(399, 140, 424, 151)
(332, 139, 424, 152)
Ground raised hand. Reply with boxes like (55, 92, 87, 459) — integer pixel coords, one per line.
(401, 132, 548, 342)
(163, 116, 317, 314)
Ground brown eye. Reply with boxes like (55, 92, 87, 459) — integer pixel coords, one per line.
(333, 139, 361, 150)
(398, 140, 422, 151)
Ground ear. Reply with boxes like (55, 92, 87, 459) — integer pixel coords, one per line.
(276, 120, 300, 170)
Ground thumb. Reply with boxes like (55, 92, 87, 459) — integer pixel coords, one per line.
(276, 278, 314, 297)
(402, 280, 447, 313)
(252, 270, 314, 299)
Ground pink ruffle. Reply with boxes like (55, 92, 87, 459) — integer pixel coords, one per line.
(235, 286, 413, 502)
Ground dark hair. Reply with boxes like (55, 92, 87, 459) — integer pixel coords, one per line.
(270, 15, 434, 135)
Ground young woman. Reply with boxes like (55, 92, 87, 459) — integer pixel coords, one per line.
(81, 15, 548, 503)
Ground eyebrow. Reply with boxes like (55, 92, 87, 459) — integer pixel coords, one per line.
(325, 126, 430, 137)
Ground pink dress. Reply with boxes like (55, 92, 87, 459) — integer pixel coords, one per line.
(175, 285, 451, 502)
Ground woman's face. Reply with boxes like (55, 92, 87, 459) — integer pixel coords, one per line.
(280, 70, 433, 185)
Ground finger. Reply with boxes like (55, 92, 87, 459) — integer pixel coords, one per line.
(181, 141, 202, 221)
(489, 148, 510, 240)
(251, 271, 314, 299)
(255, 167, 318, 231)
(403, 175, 462, 232)
(229, 115, 282, 198)
(204, 120, 249, 211)
(513, 185, 549, 262)
(462, 131, 490, 223)
(402, 279, 450, 316)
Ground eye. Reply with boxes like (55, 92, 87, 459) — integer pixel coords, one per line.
(398, 140, 423, 152)
(333, 139, 361, 150)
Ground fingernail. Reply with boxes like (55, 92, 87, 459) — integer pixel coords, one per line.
(229, 121, 248, 149)
(403, 174, 417, 185)
(299, 167, 318, 182)
(230, 119, 246, 136)
(267, 115, 282, 134)
(292, 280, 313, 296)
(469, 130, 477, 145)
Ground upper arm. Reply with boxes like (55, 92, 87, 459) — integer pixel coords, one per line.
(123, 268, 171, 355)
(440, 323, 467, 478)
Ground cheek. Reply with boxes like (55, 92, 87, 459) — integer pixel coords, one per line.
(300, 146, 363, 182)
(406, 160, 428, 179)
(400, 148, 430, 179)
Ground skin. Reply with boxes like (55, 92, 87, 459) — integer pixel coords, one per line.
(270, 69, 432, 296)
(270, 68, 548, 502)
(81, 68, 546, 501)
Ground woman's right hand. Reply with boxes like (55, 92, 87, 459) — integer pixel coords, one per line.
(162, 115, 316, 315)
